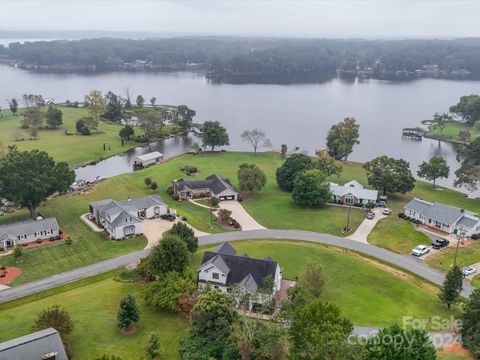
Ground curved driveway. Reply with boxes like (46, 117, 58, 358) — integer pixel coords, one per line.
(0, 229, 474, 304)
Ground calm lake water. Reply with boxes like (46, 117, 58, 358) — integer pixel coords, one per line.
(1, 65, 479, 195)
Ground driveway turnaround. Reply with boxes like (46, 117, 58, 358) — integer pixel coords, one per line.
(0, 229, 474, 304)
(219, 201, 266, 231)
(347, 208, 387, 243)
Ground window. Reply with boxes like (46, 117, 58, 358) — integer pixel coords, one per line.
(212, 272, 219, 280)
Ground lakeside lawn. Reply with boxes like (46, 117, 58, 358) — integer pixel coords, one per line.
(426, 241, 480, 273)
(368, 217, 431, 253)
(0, 240, 458, 359)
(427, 120, 480, 142)
(0, 106, 178, 166)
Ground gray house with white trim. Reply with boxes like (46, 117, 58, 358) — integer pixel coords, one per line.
(0, 327, 68, 360)
(405, 198, 480, 236)
(173, 174, 239, 201)
(0, 218, 60, 250)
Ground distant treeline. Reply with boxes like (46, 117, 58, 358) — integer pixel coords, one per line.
(3, 37, 480, 82)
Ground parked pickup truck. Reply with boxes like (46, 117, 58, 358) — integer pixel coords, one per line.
(432, 238, 450, 250)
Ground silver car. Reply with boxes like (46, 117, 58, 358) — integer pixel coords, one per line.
(462, 266, 477, 277)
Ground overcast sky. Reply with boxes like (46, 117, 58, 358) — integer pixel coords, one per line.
(0, 0, 478, 39)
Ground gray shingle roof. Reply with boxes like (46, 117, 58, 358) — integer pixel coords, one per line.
(329, 180, 378, 201)
(212, 242, 237, 256)
(457, 215, 479, 229)
(238, 273, 259, 292)
(405, 198, 433, 214)
(175, 174, 237, 196)
(119, 195, 165, 209)
(0, 328, 68, 360)
(0, 218, 59, 239)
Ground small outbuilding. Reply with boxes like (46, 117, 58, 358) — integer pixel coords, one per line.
(133, 151, 163, 168)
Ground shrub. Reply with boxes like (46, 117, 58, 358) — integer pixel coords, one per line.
(65, 236, 73, 246)
(172, 194, 180, 201)
(144, 177, 152, 187)
(353, 203, 363, 208)
(55, 235, 62, 240)
(218, 209, 232, 222)
(0, 265, 5, 270)
(33, 304, 74, 337)
(13, 245, 23, 258)
(167, 186, 174, 195)
(237, 194, 243, 202)
(36, 239, 43, 244)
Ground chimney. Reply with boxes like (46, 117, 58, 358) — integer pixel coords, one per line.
(42, 352, 57, 360)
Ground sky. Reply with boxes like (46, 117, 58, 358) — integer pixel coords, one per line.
(0, 0, 479, 39)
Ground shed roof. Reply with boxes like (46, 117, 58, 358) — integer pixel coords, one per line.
(135, 151, 163, 162)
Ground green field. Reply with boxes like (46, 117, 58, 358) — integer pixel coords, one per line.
(0, 107, 178, 166)
(426, 241, 480, 273)
(472, 275, 480, 288)
(427, 120, 480, 143)
(368, 217, 431, 253)
(0, 240, 458, 359)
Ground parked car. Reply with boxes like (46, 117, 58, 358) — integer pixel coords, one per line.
(160, 213, 176, 221)
(411, 245, 430, 257)
(432, 238, 450, 250)
(461, 266, 477, 277)
(382, 208, 392, 215)
(367, 212, 375, 220)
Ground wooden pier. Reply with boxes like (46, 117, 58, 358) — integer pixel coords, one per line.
(402, 127, 426, 140)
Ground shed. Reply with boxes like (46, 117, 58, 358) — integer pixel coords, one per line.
(133, 151, 163, 167)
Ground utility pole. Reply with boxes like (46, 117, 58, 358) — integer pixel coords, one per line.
(209, 186, 213, 229)
(345, 203, 352, 232)
(453, 227, 464, 267)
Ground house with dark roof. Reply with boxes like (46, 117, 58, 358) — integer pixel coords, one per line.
(173, 174, 239, 201)
(0, 327, 68, 360)
(89, 195, 168, 239)
(405, 198, 480, 236)
(0, 218, 60, 250)
(197, 242, 282, 306)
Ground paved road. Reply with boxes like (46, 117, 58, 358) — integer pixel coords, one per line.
(0, 229, 475, 304)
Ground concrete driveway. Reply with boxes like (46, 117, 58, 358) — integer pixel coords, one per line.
(219, 201, 266, 231)
(347, 208, 387, 243)
(142, 218, 209, 249)
(465, 262, 480, 280)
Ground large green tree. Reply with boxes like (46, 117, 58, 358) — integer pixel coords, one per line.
(103, 91, 123, 122)
(8, 98, 18, 115)
(289, 299, 353, 360)
(135, 108, 164, 139)
(84, 90, 106, 123)
(439, 265, 463, 309)
(202, 121, 229, 151)
(176, 105, 196, 130)
(449, 94, 480, 126)
(32, 304, 74, 338)
(237, 163, 267, 194)
(292, 169, 332, 207)
(417, 156, 450, 187)
(117, 294, 140, 330)
(119, 125, 134, 140)
(315, 152, 342, 177)
(454, 137, 480, 191)
(366, 323, 436, 360)
(326, 117, 360, 160)
(363, 156, 415, 195)
(275, 153, 315, 192)
(148, 234, 189, 276)
(0, 147, 75, 218)
(45, 105, 63, 129)
(461, 289, 480, 358)
(166, 222, 198, 253)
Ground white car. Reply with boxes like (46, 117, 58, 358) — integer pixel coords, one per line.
(412, 245, 430, 257)
(462, 266, 477, 277)
(383, 208, 392, 215)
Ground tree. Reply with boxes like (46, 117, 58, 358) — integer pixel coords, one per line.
(315, 152, 342, 177)
(45, 105, 63, 129)
(449, 94, 480, 126)
(150, 181, 158, 192)
(275, 153, 315, 192)
(136, 108, 164, 139)
(150, 97, 157, 106)
(459, 130, 471, 142)
(176, 105, 196, 130)
(237, 163, 267, 194)
(202, 121, 229, 151)
(461, 289, 480, 358)
(417, 156, 450, 187)
(8, 98, 18, 115)
(432, 112, 452, 138)
(366, 323, 436, 360)
(103, 91, 123, 122)
(23, 107, 44, 135)
(292, 169, 332, 207)
(33, 304, 74, 338)
(298, 263, 325, 298)
(144, 177, 152, 187)
(117, 294, 140, 330)
(289, 299, 353, 360)
(148, 234, 189, 276)
(123, 87, 134, 109)
(0, 147, 75, 218)
(119, 125, 134, 140)
(455, 138, 480, 190)
(230, 318, 287, 360)
(280, 144, 288, 158)
(217, 208, 232, 222)
(145, 271, 197, 312)
(144, 332, 161, 360)
(136, 95, 145, 108)
(167, 222, 198, 253)
(439, 265, 463, 309)
(76, 118, 92, 135)
(13, 245, 23, 258)
(326, 117, 360, 160)
(240, 129, 271, 156)
(363, 156, 415, 195)
(84, 90, 106, 122)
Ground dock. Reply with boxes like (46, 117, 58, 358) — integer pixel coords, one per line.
(402, 127, 427, 140)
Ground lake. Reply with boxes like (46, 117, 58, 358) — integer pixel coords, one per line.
(0, 65, 479, 195)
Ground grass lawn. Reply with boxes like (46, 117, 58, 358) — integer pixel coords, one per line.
(0, 270, 189, 360)
(0, 107, 178, 166)
(0, 240, 458, 359)
(437, 353, 473, 360)
(426, 241, 480, 273)
(193, 240, 458, 326)
(427, 121, 480, 142)
(472, 275, 480, 288)
(368, 217, 431, 253)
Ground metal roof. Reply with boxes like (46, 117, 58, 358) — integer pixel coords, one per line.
(134, 151, 163, 162)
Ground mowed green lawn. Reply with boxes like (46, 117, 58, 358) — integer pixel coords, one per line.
(193, 240, 458, 326)
(427, 120, 480, 142)
(368, 217, 431, 253)
(0, 240, 458, 359)
(426, 241, 480, 273)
